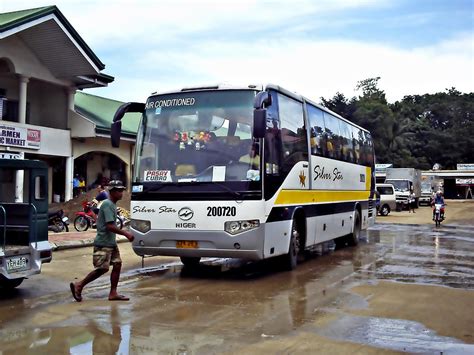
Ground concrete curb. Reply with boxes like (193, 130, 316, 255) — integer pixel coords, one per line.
(49, 236, 129, 251)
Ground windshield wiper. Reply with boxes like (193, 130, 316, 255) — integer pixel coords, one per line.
(183, 181, 242, 199)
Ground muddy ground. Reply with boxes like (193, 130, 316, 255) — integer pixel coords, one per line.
(2, 199, 473, 353)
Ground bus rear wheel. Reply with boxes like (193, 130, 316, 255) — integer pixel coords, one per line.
(347, 210, 361, 246)
(335, 210, 361, 248)
(180, 257, 201, 268)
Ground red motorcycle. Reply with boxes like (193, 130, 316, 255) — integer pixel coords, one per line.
(73, 200, 123, 232)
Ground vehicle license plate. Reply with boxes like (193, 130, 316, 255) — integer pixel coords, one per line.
(176, 241, 198, 249)
(62, 216, 69, 222)
(6, 256, 30, 273)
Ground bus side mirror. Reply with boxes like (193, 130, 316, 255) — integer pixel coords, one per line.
(253, 91, 272, 139)
(111, 102, 145, 148)
(253, 108, 266, 139)
(111, 121, 122, 148)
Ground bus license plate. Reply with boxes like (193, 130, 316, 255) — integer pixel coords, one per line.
(6, 256, 30, 273)
(176, 241, 198, 249)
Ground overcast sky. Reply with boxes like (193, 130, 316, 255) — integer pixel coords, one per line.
(2, 0, 473, 103)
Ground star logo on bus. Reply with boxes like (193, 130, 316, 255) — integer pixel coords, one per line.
(299, 171, 306, 187)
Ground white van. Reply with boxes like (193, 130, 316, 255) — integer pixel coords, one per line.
(376, 183, 397, 216)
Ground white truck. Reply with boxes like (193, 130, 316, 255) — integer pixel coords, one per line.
(419, 181, 433, 206)
(385, 168, 422, 210)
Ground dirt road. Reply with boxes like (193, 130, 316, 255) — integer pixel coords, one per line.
(1, 219, 474, 353)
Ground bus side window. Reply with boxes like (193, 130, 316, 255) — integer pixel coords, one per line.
(277, 93, 307, 174)
(339, 121, 354, 163)
(323, 112, 341, 160)
(352, 126, 361, 164)
(364, 131, 374, 166)
(307, 105, 325, 156)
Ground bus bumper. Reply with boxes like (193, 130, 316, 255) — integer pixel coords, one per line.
(131, 225, 266, 261)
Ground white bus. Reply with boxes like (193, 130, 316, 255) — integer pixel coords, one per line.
(111, 84, 376, 269)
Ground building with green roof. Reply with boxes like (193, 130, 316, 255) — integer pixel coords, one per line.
(0, 5, 136, 202)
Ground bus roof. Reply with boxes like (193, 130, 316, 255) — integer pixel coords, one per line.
(147, 83, 369, 134)
(265, 84, 370, 134)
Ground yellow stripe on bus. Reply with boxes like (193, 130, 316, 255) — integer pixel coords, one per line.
(366, 167, 371, 191)
(275, 190, 370, 205)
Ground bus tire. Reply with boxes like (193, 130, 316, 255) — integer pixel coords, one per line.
(0, 275, 24, 289)
(347, 210, 361, 246)
(283, 218, 301, 271)
(180, 257, 201, 268)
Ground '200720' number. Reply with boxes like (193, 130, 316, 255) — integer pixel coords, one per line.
(207, 206, 236, 217)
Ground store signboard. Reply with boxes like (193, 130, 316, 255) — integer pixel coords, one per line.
(456, 179, 474, 185)
(0, 151, 24, 160)
(375, 163, 393, 173)
(0, 123, 41, 149)
(457, 164, 474, 171)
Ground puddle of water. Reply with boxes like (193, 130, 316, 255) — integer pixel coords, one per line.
(319, 315, 474, 353)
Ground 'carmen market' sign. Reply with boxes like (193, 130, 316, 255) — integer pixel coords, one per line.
(0, 123, 41, 149)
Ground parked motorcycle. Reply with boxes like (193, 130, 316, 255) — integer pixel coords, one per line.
(433, 203, 445, 227)
(48, 209, 69, 233)
(74, 200, 125, 232)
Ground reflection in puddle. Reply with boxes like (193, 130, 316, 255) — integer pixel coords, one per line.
(320, 315, 474, 353)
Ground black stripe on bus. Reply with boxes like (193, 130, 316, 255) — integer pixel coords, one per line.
(266, 201, 369, 223)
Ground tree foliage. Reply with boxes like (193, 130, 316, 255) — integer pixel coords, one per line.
(320, 78, 473, 169)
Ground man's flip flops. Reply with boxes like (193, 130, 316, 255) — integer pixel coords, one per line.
(70, 282, 82, 302)
(108, 295, 130, 301)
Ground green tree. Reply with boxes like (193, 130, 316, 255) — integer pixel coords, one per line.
(320, 79, 473, 169)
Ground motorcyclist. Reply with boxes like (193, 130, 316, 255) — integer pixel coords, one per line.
(431, 190, 445, 220)
(92, 185, 109, 215)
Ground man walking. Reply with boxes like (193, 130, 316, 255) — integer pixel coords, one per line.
(70, 180, 134, 302)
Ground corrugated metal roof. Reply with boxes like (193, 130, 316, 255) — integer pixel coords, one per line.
(75, 92, 141, 137)
(0, 6, 51, 27)
(0, 5, 107, 72)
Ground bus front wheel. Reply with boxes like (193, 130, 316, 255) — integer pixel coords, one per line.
(283, 219, 302, 271)
(0, 275, 24, 289)
(180, 257, 201, 268)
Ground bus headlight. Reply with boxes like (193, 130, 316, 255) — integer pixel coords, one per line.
(224, 220, 260, 235)
(131, 219, 151, 233)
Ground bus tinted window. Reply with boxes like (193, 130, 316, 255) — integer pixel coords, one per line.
(323, 112, 341, 160)
(352, 126, 362, 164)
(307, 104, 325, 156)
(339, 120, 354, 163)
(278, 93, 307, 174)
(360, 131, 374, 166)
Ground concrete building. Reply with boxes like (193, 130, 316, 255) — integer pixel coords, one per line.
(0, 6, 139, 202)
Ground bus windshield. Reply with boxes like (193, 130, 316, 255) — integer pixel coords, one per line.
(134, 90, 260, 185)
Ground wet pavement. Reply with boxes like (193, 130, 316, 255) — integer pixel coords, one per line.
(1, 223, 474, 354)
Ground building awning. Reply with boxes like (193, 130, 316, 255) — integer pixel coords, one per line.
(0, 6, 114, 88)
(423, 170, 474, 179)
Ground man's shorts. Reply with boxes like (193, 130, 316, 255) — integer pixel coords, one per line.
(93, 246, 122, 270)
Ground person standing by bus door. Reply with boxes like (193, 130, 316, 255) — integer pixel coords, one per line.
(70, 180, 134, 302)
